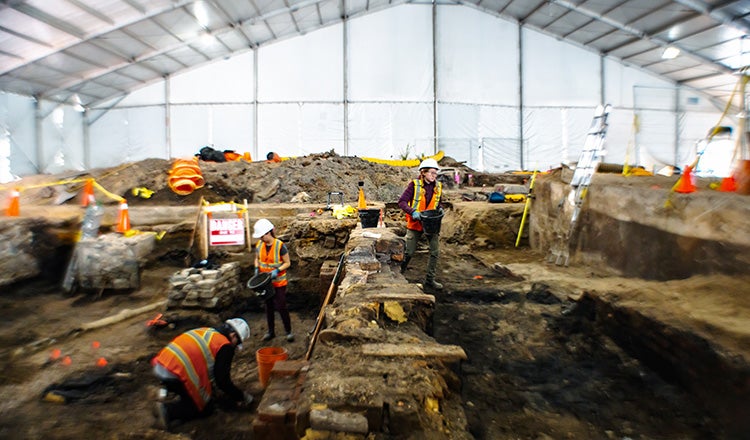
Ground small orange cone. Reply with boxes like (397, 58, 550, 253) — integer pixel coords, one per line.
(61, 356, 72, 366)
(49, 348, 62, 361)
(96, 357, 108, 367)
(81, 179, 95, 207)
(673, 166, 697, 193)
(6, 188, 20, 216)
(91, 341, 100, 350)
(115, 201, 131, 233)
(718, 175, 737, 192)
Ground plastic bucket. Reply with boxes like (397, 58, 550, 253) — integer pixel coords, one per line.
(256, 347, 288, 388)
(420, 209, 444, 234)
(247, 272, 275, 300)
(358, 208, 380, 228)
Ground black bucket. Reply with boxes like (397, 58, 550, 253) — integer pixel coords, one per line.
(358, 208, 380, 229)
(246, 272, 276, 300)
(420, 209, 444, 234)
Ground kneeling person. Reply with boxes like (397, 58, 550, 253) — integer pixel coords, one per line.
(151, 318, 254, 430)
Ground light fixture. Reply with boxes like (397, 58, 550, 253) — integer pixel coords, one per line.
(661, 46, 680, 60)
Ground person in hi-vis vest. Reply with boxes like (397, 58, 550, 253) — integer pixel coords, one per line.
(397, 158, 444, 290)
(151, 318, 253, 430)
(252, 218, 294, 342)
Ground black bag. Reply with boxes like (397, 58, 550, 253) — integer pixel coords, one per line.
(199, 146, 226, 162)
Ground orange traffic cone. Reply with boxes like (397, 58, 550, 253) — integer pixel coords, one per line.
(718, 175, 737, 192)
(673, 166, 697, 193)
(6, 188, 20, 216)
(81, 179, 95, 207)
(115, 201, 131, 233)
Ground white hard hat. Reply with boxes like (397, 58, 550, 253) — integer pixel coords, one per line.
(252, 218, 274, 238)
(225, 318, 250, 348)
(419, 158, 440, 171)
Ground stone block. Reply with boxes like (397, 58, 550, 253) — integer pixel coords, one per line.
(309, 409, 368, 434)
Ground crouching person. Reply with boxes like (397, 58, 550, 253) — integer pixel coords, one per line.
(151, 318, 254, 430)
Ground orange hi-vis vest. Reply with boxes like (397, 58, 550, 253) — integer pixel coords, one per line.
(406, 179, 442, 232)
(256, 238, 288, 287)
(152, 328, 230, 410)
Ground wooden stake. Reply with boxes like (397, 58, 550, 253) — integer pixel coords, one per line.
(184, 196, 204, 266)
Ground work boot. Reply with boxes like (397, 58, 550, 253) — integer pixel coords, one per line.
(154, 402, 170, 430)
(262, 332, 274, 341)
(400, 256, 411, 274)
(425, 279, 443, 290)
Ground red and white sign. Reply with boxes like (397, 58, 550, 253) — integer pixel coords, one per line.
(209, 218, 246, 246)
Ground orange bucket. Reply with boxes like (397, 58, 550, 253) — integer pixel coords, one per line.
(256, 347, 288, 388)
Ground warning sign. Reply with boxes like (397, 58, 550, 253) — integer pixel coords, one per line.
(209, 218, 246, 246)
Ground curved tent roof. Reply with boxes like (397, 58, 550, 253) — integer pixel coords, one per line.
(0, 0, 748, 108)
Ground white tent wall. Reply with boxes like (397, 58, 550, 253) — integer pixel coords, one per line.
(0, 93, 36, 181)
(0, 4, 732, 182)
(347, 103, 434, 159)
(346, 5, 434, 159)
(259, 103, 345, 156)
(258, 23, 344, 156)
(89, 106, 167, 167)
(41, 105, 84, 175)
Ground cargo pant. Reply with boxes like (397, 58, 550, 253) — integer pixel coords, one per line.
(404, 228, 440, 282)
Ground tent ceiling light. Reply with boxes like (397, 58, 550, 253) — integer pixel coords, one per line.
(662, 46, 680, 60)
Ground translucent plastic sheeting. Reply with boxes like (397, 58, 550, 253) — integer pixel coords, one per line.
(436, 5, 519, 106)
(604, 59, 675, 108)
(347, 5, 432, 101)
(0, 93, 35, 181)
(169, 54, 255, 104)
(89, 106, 167, 168)
(171, 105, 254, 158)
(41, 106, 84, 174)
(523, 28, 600, 107)
(258, 25, 342, 102)
(347, 102, 433, 159)
(604, 108, 636, 166)
(114, 81, 168, 107)
(635, 109, 677, 172)
(438, 103, 519, 171)
(633, 86, 676, 111)
(258, 103, 344, 157)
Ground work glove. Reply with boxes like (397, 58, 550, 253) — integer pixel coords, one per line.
(254, 267, 259, 277)
(271, 269, 279, 279)
(411, 211, 421, 221)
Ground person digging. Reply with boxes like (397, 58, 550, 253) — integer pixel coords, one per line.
(151, 318, 254, 431)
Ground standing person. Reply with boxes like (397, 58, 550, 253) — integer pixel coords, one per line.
(151, 318, 254, 430)
(252, 218, 294, 342)
(398, 158, 444, 290)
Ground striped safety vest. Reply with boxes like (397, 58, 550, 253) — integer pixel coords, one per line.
(256, 238, 288, 287)
(405, 179, 442, 231)
(152, 328, 230, 410)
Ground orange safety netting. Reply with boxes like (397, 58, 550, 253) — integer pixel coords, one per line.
(168, 158, 205, 195)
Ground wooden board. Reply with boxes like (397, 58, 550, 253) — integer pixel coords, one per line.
(361, 343, 467, 362)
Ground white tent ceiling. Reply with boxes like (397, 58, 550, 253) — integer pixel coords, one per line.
(0, 0, 748, 109)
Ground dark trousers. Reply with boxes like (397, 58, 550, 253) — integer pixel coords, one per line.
(159, 377, 204, 422)
(266, 284, 291, 335)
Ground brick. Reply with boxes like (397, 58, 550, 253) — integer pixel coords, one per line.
(270, 360, 308, 379)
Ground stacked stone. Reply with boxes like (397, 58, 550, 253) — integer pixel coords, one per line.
(76, 233, 155, 290)
(166, 262, 242, 310)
